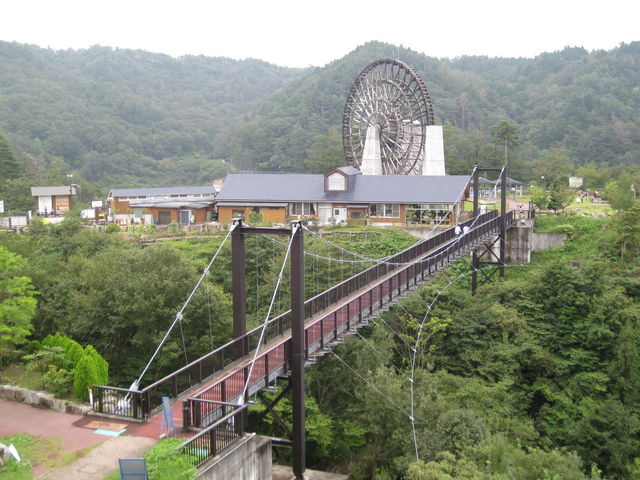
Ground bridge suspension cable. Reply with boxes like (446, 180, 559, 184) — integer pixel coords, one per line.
(129, 223, 237, 392)
(240, 223, 300, 403)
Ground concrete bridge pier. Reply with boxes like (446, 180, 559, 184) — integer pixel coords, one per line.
(505, 219, 533, 264)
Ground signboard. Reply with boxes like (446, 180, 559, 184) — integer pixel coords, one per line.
(55, 196, 70, 212)
(569, 177, 583, 188)
(118, 458, 148, 479)
(0, 200, 4, 213)
(92, 200, 103, 208)
(9, 216, 28, 227)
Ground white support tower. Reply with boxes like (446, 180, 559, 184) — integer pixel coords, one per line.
(422, 125, 445, 176)
(360, 125, 383, 175)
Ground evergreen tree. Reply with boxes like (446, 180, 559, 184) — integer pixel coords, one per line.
(0, 133, 24, 180)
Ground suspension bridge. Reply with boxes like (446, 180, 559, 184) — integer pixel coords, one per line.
(90, 168, 520, 478)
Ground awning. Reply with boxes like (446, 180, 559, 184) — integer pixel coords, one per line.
(128, 200, 214, 209)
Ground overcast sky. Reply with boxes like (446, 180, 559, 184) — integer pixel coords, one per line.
(3, 0, 638, 68)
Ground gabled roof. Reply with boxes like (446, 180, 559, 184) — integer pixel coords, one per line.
(31, 186, 77, 196)
(218, 173, 471, 204)
(333, 166, 362, 176)
(108, 186, 217, 197)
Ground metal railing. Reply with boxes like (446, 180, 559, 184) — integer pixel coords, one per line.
(186, 210, 512, 427)
(92, 210, 510, 420)
(179, 402, 247, 468)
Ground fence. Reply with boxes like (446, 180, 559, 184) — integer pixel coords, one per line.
(92, 209, 509, 421)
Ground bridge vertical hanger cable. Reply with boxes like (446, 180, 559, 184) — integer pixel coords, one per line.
(255, 237, 260, 323)
(130, 223, 237, 392)
(408, 168, 509, 460)
(206, 283, 214, 351)
(328, 350, 411, 419)
(299, 173, 475, 267)
(241, 223, 299, 403)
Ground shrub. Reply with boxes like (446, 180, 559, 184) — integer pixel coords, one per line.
(146, 438, 197, 480)
(44, 365, 73, 396)
(73, 346, 109, 400)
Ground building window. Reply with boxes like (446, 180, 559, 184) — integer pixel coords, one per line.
(351, 211, 365, 219)
(291, 203, 315, 216)
(369, 204, 399, 218)
(232, 209, 245, 220)
(327, 172, 346, 191)
(405, 204, 451, 224)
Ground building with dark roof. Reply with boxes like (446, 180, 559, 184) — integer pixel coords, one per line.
(107, 186, 217, 225)
(217, 168, 471, 225)
(31, 185, 78, 215)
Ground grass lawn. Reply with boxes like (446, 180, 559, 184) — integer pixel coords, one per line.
(0, 433, 94, 479)
(0, 364, 44, 391)
(563, 198, 612, 216)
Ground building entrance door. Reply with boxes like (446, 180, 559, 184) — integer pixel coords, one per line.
(333, 207, 347, 224)
(179, 210, 191, 226)
(318, 204, 332, 224)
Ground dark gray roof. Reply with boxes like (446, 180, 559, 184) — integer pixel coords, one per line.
(109, 186, 216, 197)
(218, 173, 471, 204)
(31, 186, 77, 196)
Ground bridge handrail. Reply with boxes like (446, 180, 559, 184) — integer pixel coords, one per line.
(141, 210, 497, 391)
(92, 210, 505, 418)
(179, 402, 248, 468)
(187, 209, 512, 417)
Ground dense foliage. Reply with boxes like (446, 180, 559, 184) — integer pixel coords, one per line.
(259, 210, 639, 480)
(0, 246, 37, 367)
(0, 216, 416, 387)
(1, 41, 640, 198)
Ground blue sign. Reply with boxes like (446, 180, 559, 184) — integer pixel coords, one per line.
(119, 458, 148, 479)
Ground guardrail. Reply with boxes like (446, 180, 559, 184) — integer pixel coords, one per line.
(92, 210, 509, 420)
(179, 402, 248, 468)
(186, 210, 512, 427)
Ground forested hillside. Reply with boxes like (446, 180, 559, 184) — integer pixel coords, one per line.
(1, 40, 639, 193)
(0, 41, 307, 187)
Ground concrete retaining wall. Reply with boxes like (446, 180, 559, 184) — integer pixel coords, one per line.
(397, 226, 443, 240)
(198, 434, 272, 480)
(506, 224, 532, 264)
(531, 232, 567, 251)
(0, 384, 90, 415)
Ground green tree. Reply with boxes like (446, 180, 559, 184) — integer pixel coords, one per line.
(0, 175, 34, 213)
(547, 183, 575, 212)
(0, 132, 24, 180)
(529, 185, 550, 210)
(304, 129, 344, 173)
(490, 120, 519, 166)
(612, 202, 640, 259)
(40, 244, 231, 384)
(0, 247, 37, 366)
(605, 180, 636, 211)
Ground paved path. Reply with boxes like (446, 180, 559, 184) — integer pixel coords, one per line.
(39, 436, 157, 480)
(0, 399, 158, 479)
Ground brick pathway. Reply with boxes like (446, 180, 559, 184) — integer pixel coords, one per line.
(0, 399, 157, 478)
